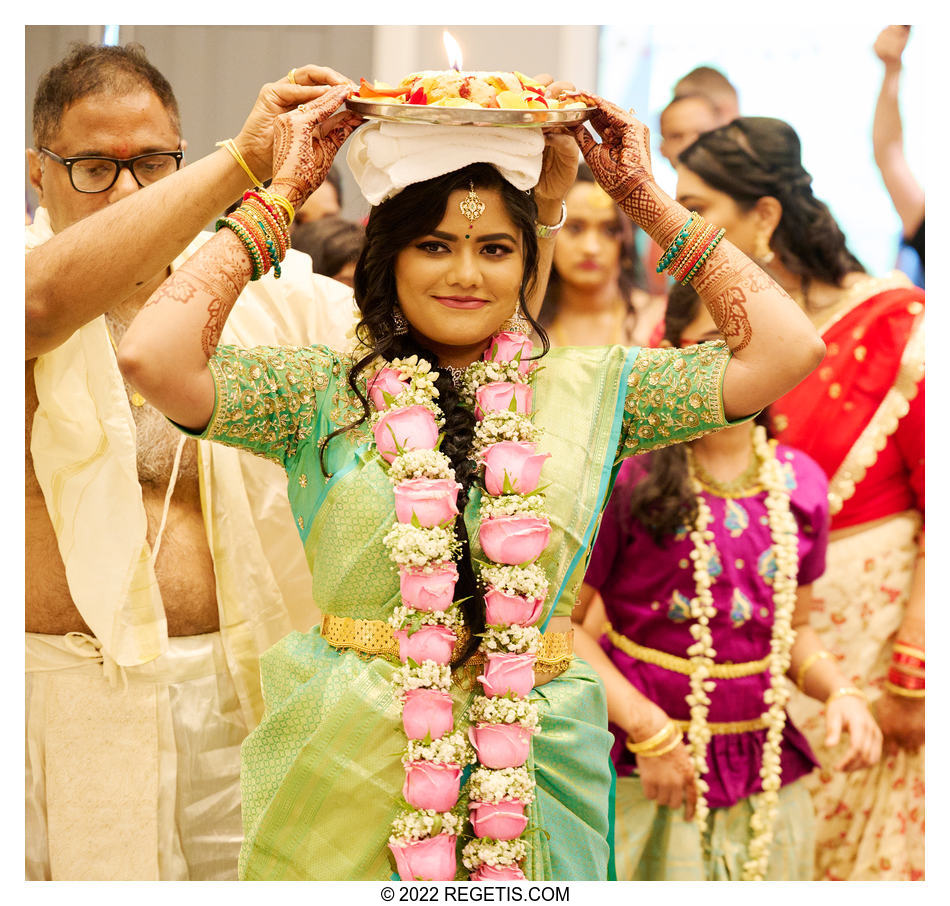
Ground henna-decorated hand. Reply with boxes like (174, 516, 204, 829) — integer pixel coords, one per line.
(566, 94, 658, 228)
(269, 86, 364, 212)
(233, 65, 356, 183)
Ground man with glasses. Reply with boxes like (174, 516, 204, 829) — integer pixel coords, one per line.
(26, 43, 356, 880)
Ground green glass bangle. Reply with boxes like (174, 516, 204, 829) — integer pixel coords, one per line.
(656, 212, 700, 273)
(217, 216, 264, 280)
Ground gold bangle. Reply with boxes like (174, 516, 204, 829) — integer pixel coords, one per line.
(636, 732, 684, 758)
(624, 720, 675, 754)
(826, 686, 866, 705)
(215, 138, 265, 188)
(892, 642, 925, 661)
(264, 191, 296, 226)
(796, 650, 833, 691)
(884, 681, 926, 699)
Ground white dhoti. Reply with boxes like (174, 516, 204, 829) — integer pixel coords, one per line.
(25, 631, 247, 880)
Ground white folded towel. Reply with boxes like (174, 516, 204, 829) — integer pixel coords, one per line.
(347, 120, 545, 205)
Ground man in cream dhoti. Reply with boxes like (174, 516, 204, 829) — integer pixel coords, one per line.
(25, 43, 356, 880)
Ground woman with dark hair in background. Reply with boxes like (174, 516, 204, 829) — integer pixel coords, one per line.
(539, 164, 665, 347)
(676, 116, 924, 881)
(573, 282, 880, 881)
(116, 86, 825, 880)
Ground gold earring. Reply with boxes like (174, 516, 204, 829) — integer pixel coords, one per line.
(459, 181, 485, 228)
(499, 305, 531, 335)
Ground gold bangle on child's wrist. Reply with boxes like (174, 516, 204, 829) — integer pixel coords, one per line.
(826, 686, 866, 705)
(796, 650, 833, 691)
(636, 732, 684, 758)
(625, 719, 675, 754)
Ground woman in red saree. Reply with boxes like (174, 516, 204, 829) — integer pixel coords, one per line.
(675, 117, 924, 881)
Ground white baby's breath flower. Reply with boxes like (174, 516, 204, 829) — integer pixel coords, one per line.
(403, 730, 476, 766)
(383, 523, 460, 568)
(479, 494, 546, 521)
(480, 625, 542, 655)
(467, 766, 536, 803)
(469, 694, 540, 730)
(388, 449, 456, 484)
(474, 411, 540, 452)
(392, 661, 452, 693)
(479, 563, 549, 600)
(388, 808, 464, 844)
(461, 837, 527, 871)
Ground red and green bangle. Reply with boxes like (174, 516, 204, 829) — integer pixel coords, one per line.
(228, 210, 272, 277)
(668, 224, 717, 280)
(680, 228, 726, 286)
(656, 212, 701, 273)
(216, 214, 265, 280)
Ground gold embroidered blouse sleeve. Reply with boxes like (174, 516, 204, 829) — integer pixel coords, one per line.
(185, 343, 350, 467)
(618, 340, 745, 456)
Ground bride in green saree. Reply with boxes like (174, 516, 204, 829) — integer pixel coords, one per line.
(117, 73, 825, 880)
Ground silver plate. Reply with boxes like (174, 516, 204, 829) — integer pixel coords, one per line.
(346, 97, 593, 127)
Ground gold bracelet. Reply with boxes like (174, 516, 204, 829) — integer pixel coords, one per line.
(892, 642, 925, 661)
(825, 686, 866, 705)
(636, 732, 684, 758)
(796, 650, 833, 690)
(215, 138, 265, 187)
(884, 681, 926, 699)
(263, 190, 296, 226)
(624, 720, 676, 754)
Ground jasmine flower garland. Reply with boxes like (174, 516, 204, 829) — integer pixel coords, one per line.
(683, 425, 800, 881)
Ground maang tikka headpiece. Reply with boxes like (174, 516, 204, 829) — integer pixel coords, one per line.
(459, 181, 486, 232)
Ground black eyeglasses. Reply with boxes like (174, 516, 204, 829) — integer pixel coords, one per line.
(40, 147, 183, 193)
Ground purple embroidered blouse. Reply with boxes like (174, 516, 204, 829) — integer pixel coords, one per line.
(585, 443, 829, 808)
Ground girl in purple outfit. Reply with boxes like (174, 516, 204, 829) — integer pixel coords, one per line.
(573, 284, 881, 880)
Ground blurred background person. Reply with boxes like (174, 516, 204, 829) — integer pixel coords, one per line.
(295, 163, 343, 223)
(291, 214, 364, 287)
(540, 164, 665, 347)
(573, 282, 880, 881)
(872, 25, 924, 283)
(673, 65, 740, 125)
(676, 116, 924, 881)
(659, 93, 719, 167)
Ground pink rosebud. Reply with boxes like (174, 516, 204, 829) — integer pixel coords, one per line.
(368, 367, 410, 411)
(394, 478, 461, 527)
(399, 563, 459, 612)
(477, 652, 536, 698)
(475, 382, 533, 420)
(484, 331, 535, 374)
(479, 516, 551, 565)
(394, 624, 457, 665)
(389, 834, 458, 882)
(470, 863, 526, 881)
(468, 723, 535, 769)
(402, 688, 455, 740)
(469, 799, 529, 841)
(484, 587, 544, 627)
(482, 442, 550, 496)
(373, 405, 439, 463)
(403, 761, 463, 812)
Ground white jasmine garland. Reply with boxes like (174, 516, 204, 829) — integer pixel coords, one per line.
(480, 625, 542, 655)
(389, 809, 465, 844)
(684, 426, 800, 881)
(389, 449, 456, 484)
(479, 493, 546, 521)
(474, 410, 540, 452)
(383, 522, 460, 568)
(461, 838, 527, 870)
(479, 563, 549, 601)
(392, 661, 452, 693)
(468, 766, 536, 803)
(403, 730, 476, 766)
(368, 356, 445, 424)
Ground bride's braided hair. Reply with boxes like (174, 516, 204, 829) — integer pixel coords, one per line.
(678, 117, 865, 304)
(319, 162, 550, 660)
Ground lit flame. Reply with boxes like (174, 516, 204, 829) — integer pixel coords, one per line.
(443, 30, 464, 71)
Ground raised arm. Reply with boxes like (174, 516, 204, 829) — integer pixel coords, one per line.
(569, 96, 825, 419)
(872, 26, 924, 239)
(26, 65, 352, 360)
(117, 86, 362, 431)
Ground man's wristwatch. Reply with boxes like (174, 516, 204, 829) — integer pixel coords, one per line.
(535, 201, 568, 239)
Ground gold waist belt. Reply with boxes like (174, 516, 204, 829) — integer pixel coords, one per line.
(675, 716, 769, 735)
(604, 622, 770, 679)
(321, 614, 574, 676)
